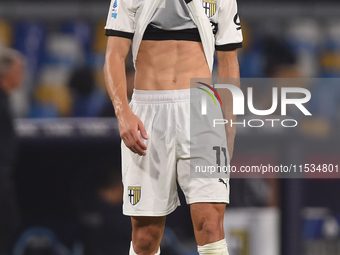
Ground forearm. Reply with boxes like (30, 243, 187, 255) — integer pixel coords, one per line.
(216, 50, 240, 159)
(104, 37, 132, 117)
(104, 58, 129, 117)
(217, 51, 240, 79)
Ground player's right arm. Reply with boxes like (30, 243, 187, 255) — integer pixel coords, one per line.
(104, 0, 147, 156)
(103, 0, 148, 156)
(104, 37, 148, 156)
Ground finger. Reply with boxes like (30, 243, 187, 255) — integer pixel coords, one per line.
(122, 135, 139, 154)
(128, 144, 139, 154)
(134, 132, 147, 150)
(138, 121, 148, 140)
(132, 145, 145, 156)
(131, 127, 147, 149)
(131, 131, 147, 156)
(132, 141, 146, 156)
(135, 138, 147, 152)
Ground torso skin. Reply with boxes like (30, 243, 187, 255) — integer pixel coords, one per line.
(135, 40, 211, 90)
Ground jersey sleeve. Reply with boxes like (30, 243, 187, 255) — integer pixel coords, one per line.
(215, 0, 243, 51)
(105, 0, 135, 39)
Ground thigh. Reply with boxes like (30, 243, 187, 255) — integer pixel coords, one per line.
(190, 203, 226, 246)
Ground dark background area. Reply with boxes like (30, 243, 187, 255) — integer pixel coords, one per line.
(9, 119, 340, 255)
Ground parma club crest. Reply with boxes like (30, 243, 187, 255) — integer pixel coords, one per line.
(202, 0, 217, 18)
(128, 186, 141, 205)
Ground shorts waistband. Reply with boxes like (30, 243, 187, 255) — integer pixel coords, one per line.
(131, 88, 201, 103)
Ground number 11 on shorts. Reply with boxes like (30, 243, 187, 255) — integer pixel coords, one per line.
(213, 146, 228, 173)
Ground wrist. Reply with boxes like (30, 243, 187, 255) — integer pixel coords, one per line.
(115, 103, 132, 118)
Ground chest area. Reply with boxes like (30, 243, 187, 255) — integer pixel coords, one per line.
(126, 0, 219, 20)
(201, 0, 218, 19)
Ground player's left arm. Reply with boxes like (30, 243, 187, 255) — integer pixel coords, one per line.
(216, 49, 240, 160)
(214, 0, 243, 160)
(216, 50, 239, 78)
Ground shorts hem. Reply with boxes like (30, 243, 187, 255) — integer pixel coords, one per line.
(123, 200, 180, 217)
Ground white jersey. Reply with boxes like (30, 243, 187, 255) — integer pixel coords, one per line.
(105, 0, 243, 50)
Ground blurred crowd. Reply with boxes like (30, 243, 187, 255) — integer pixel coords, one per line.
(0, 20, 119, 119)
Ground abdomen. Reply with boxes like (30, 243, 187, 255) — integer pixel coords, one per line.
(135, 40, 211, 90)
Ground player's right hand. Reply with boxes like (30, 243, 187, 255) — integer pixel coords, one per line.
(117, 109, 148, 156)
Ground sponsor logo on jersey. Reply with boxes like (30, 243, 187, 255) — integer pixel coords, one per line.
(112, 0, 118, 19)
(202, 0, 217, 18)
(128, 186, 141, 205)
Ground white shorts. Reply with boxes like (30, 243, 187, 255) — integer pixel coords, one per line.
(122, 88, 230, 216)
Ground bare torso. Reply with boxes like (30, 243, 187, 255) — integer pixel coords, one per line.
(135, 40, 211, 90)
